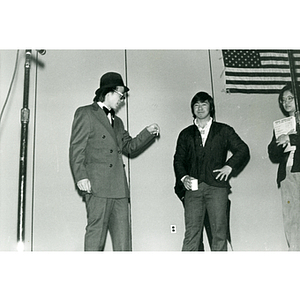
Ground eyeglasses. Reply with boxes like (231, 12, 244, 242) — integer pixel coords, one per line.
(114, 90, 126, 101)
(281, 96, 294, 104)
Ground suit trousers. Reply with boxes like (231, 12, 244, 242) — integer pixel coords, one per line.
(84, 195, 131, 251)
(182, 182, 228, 251)
(280, 167, 300, 251)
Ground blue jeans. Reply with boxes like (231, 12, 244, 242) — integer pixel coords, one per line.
(182, 182, 229, 251)
(84, 195, 131, 251)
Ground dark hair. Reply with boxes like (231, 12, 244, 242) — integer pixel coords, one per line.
(190, 91, 215, 119)
(278, 83, 295, 117)
(93, 86, 116, 102)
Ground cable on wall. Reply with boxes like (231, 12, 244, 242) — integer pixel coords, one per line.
(0, 50, 20, 127)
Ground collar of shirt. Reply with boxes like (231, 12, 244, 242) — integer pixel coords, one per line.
(97, 102, 113, 124)
(194, 117, 213, 146)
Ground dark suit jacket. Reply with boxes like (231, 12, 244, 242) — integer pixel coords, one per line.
(69, 102, 154, 198)
(268, 130, 300, 187)
(173, 122, 250, 200)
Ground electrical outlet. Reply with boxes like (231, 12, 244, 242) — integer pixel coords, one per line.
(171, 225, 176, 233)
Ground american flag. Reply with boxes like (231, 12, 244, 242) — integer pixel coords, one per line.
(222, 50, 300, 94)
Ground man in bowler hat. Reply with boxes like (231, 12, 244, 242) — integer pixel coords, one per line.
(69, 72, 160, 251)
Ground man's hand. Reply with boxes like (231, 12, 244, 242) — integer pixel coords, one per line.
(77, 178, 92, 193)
(182, 175, 197, 190)
(147, 123, 160, 136)
(213, 165, 232, 181)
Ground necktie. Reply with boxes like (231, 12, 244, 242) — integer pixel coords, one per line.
(102, 107, 115, 126)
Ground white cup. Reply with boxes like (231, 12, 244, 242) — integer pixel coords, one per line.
(191, 179, 198, 191)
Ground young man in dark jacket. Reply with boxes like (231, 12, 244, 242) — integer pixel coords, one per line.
(174, 91, 250, 251)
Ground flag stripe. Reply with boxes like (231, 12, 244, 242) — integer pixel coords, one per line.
(225, 73, 291, 78)
(226, 89, 284, 94)
(226, 84, 288, 89)
(224, 67, 292, 73)
(225, 79, 294, 84)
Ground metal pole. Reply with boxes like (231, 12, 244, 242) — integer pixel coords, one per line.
(287, 50, 300, 125)
(124, 49, 132, 250)
(208, 50, 216, 120)
(17, 49, 32, 251)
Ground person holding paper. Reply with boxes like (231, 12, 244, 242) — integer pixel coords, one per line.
(173, 91, 250, 251)
(268, 83, 300, 251)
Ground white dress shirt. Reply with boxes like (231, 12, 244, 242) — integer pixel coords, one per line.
(194, 117, 213, 146)
(97, 102, 113, 124)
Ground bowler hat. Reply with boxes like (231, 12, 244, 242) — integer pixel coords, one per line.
(95, 72, 129, 95)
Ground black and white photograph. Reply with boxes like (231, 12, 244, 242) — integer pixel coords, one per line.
(0, 1, 299, 299)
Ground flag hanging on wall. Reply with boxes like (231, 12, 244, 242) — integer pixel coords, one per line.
(222, 50, 300, 94)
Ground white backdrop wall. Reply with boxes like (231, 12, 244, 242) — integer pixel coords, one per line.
(0, 49, 287, 251)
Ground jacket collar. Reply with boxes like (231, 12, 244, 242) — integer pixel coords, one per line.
(193, 120, 216, 148)
(92, 101, 100, 110)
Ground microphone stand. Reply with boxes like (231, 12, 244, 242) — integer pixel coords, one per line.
(17, 50, 32, 251)
(17, 49, 46, 251)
